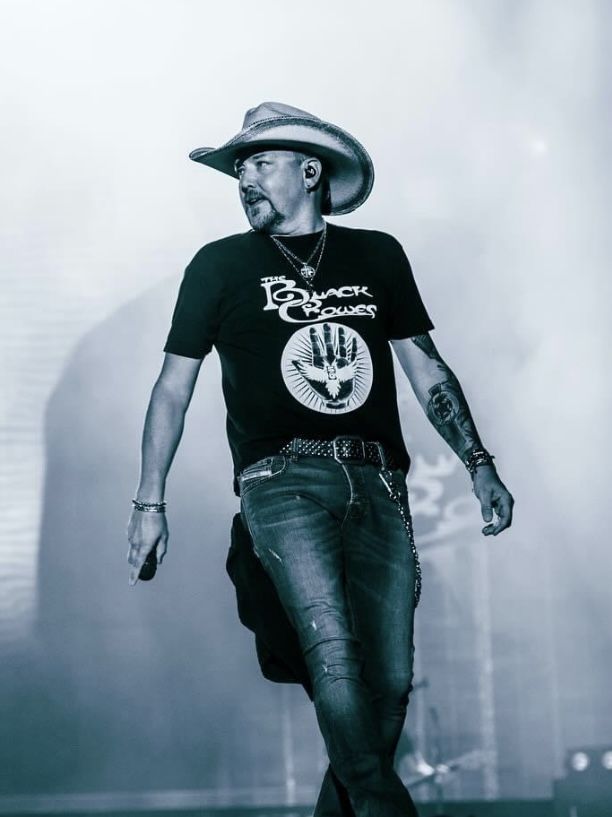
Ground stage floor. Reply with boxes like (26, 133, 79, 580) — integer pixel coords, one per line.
(0, 800, 557, 817)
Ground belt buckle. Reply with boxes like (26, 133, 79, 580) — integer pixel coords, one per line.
(332, 435, 366, 463)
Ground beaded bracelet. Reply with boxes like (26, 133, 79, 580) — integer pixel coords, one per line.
(464, 449, 496, 475)
(132, 499, 166, 513)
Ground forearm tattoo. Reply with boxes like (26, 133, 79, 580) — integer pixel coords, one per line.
(411, 334, 484, 461)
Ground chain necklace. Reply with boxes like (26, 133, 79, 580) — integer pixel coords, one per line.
(270, 222, 327, 288)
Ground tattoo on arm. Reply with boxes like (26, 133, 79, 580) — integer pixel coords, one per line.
(410, 333, 438, 358)
(410, 334, 484, 461)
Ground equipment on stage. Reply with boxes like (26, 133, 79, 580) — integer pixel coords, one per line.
(553, 745, 612, 817)
(403, 747, 486, 789)
(396, 679, 488, 816)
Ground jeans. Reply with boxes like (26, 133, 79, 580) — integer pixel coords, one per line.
(239, 453, 419, 817)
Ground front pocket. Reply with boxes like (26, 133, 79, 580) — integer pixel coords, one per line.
(238, 456, 287, 495)
(240, 457, 274, 481)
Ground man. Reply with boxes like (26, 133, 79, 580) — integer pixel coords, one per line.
(127, 102, 514, 817)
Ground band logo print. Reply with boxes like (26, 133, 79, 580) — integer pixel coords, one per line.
(281, 322, 373, 414)
(260, 275, 377, 324)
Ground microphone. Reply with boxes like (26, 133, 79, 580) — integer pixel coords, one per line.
(138, 548, 158, 581)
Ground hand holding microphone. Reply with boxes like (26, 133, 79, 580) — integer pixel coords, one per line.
(127, 500, 168, 586)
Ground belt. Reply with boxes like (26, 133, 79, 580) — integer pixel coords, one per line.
(280, 436, 396, 469)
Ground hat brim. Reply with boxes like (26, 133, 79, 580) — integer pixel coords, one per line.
(189, 117, 374, 215)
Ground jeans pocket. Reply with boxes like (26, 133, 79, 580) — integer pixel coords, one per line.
(238, 455, 287, 496)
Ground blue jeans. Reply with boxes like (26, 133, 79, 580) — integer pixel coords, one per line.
(239, 453, 419, 817)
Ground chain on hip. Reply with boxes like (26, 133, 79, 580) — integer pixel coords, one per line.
(378, 468, 422, 607)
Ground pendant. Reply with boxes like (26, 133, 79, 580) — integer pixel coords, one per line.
(300, 265, 316, 282)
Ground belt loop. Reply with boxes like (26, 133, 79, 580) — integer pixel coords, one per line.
(290, 438, 300, 463)
(374, 441, 388, 470)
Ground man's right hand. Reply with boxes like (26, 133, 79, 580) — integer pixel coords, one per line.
(126, 509, 169, 586)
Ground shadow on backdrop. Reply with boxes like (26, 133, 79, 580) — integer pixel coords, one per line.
(27, 277, 267, 794)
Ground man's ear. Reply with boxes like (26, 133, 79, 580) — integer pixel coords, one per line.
(302, 157, 323, 189)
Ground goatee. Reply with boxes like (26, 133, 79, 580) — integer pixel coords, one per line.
(245, 200, 284, 234)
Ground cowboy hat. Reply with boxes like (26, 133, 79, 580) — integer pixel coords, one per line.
(189, 101, 374, 215)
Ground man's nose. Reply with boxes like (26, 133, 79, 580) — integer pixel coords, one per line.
(239, 164, 258, 193)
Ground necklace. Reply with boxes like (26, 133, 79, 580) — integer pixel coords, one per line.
(270, 223, 327, 287)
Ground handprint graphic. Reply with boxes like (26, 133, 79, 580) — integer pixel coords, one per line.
(281, 322, 373, 414)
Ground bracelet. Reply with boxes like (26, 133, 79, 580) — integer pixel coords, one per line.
(132, 498, 166, 513)
(464, 448, 496, 475)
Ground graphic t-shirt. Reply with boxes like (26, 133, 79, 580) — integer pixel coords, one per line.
(163, 222, 435, 480)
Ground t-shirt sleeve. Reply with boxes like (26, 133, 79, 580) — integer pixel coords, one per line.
(383, 235, 435, 339)
(163, 249, 223, 359)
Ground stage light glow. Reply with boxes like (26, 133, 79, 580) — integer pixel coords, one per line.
(570, 751, 590, 772)
(530, 137, 549, 155)
(602, 750, 612, 770)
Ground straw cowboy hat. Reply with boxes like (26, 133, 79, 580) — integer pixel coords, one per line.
(189, 101, 374, 215)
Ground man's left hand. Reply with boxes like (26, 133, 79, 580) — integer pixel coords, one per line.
(471, 465, 514, 536)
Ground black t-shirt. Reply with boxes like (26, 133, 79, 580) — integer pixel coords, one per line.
(163, 222, 434, 479)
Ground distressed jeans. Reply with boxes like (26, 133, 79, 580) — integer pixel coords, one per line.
(239, 453, 419, 817)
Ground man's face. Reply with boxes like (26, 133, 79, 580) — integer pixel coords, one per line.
(235, 149, 310, 232)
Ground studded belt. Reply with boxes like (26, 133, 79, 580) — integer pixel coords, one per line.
(279, 436, 396, 469)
